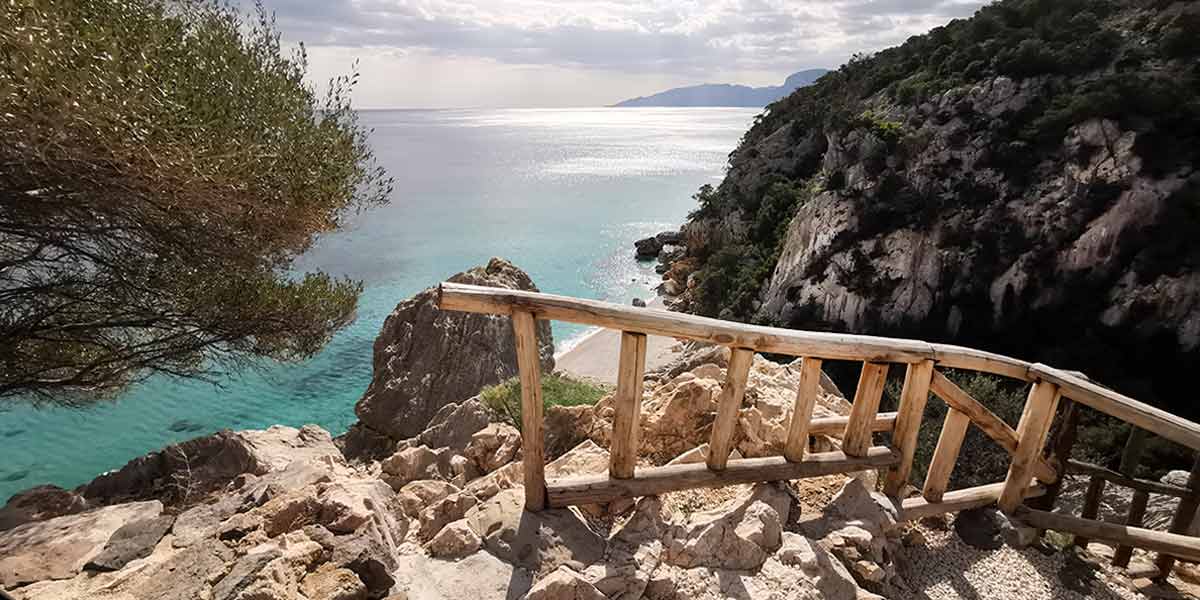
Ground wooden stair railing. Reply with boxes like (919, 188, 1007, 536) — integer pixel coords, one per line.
(440, 282, 1200, 577)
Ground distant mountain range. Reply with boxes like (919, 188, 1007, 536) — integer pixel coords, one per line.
(612, 69, 831, 108)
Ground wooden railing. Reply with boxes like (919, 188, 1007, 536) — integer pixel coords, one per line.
(438, 282, 1200, 574)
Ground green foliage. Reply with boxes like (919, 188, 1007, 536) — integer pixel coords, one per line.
(0, 0, 392, 404)
(889, 371, 1029, 489)
(687, 184, 722, 220)
(1021, 73, 1200, 157)
(480, 373, 610, 432)
(693, 182, 812, 318)
(853, 110, 905, 147)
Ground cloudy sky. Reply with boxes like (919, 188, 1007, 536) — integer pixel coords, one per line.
(261, 0, 990, 108)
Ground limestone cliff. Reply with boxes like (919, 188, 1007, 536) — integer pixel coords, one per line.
(351, 258, 554, 445)
(664, 0, 1200, 417)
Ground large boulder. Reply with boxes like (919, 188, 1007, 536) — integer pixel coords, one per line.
(417, 397, 495, 452)
(79, 424, 344, 505)
(663, 483, 791, 571)
(524, 566, 607, 600)
(595, 350, 850, 463)
(84, 514, 175, 572)
(0, 500, 163, 587)
(465, 488, 605, 576)
(354, 258, 554, 441)
(0, 485, 89, 532)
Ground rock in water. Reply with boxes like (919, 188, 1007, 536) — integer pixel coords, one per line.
(353, 258, 554, 441)
(634, 236, 663, 258)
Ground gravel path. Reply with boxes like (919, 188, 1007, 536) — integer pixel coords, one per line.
(898, 521, 1146, 600)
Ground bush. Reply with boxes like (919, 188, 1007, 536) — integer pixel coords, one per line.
(479, 373, 609, 431)
(0, 0, 391, 404)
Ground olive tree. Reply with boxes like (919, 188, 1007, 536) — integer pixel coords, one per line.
(0, 0, 393, 404)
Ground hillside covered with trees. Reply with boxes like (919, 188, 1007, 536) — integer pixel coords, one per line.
(662, 0, 1200, 456)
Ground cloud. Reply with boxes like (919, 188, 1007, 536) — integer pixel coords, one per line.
(253, 0, 991, 106)
(264, 0, 988, 71)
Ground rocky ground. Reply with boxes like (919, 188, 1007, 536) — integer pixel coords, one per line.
(3, 260, 1198, 599)
(3, 351, 1190, 599)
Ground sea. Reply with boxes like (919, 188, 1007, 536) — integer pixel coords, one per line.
(0, 107, 759, 502)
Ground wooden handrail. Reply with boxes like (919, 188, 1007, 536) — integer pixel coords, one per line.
(438, 282, 1200, 453)
(440, 282, 938, 363)
(929, 370, 1057, 483)
(1066, 459, 1197, 499)
(1031, 364, 1200, 452)
(1018, 507, 1200, 563)
(438, 274, 1200, 583)
(546, 447, 898, 507)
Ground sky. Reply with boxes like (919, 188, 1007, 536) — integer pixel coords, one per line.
(258, 0, 991, 109)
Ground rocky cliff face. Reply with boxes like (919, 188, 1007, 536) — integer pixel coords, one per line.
(0, 339, 907, 600)
(664, 0, 1200, 417)
(352, 258, 554, 444)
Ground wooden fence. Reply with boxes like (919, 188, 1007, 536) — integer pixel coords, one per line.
(438, 282, 1200, 577)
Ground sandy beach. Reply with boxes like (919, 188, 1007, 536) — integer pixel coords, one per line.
(554, 297, 682, 384)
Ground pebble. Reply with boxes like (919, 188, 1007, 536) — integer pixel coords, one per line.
(898, 523, 1145, 600)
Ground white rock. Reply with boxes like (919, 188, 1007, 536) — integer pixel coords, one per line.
(425, 519, 482, 560)
(0, 500, 163, 587)
(523, 566, 607, 600)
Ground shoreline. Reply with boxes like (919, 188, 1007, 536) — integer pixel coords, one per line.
(554, 295, 683, 384)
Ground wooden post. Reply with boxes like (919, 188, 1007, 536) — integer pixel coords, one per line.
(1031, 399, 1081, 512)
(843, 362, 890, 457)
(783, 357, 824, 462)
(1113, 491, 1150, 568)
(707, 348, 755, 471)
(922, 408, 970, 503)
(998, 381, 1061, 513)
(610, 331, 647, 479)
(511, 310, 546, 511)
(929, 370, 1057, 483)
(1155, 453, 1200, 578)
(1075, 477, 1107, 548)
(884, 360, 935, 496)
(1113, 429, 1149, 567)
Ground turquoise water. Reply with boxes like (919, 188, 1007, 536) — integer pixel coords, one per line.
(0, 107, 757, 501)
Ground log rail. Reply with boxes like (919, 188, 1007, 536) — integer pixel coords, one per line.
(438, 282, 1200, 578)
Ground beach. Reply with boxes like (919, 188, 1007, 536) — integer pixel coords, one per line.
(554, 298, 683, 384)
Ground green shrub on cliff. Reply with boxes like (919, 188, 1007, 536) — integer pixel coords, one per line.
(681, 0, 1200, 326)
(0, 0, 392, 405)
(693, 182, 812, 318)
(480, 373, 609, 432)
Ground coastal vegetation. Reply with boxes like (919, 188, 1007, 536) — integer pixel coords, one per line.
(685, 0, 1200, 321)
(0, 0, 391, 404)
(664, 0, 1200, 472)
(480, 373, 609, 432)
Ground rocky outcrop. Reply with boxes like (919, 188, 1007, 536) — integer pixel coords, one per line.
(77, 424, 344, 506)
(578, 347, 851, 463)
(1, 327, 904, 600)
(664, 0, 1200, 420)
(663, 483, 790, 570)
(0, 485, 89, 532)
(352, 258, 554, 443)
(0, 500, 163, 587)
(84, 514, 175, 571)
